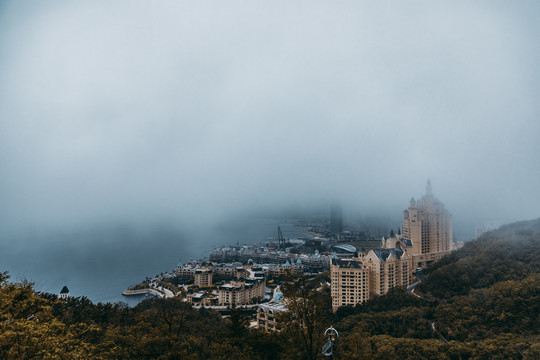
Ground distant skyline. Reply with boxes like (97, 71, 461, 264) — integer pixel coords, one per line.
(1, 1, 539, 238)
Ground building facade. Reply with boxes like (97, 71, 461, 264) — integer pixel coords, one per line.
(218, 279, 266, 306)
(330, 181, 454, 312)
(401, 180, 453, 254)
(364, 248, 413, 296)
(194, 268, 213, 287)
(330, 258, 371, 310)
(257, 288, 287, 331)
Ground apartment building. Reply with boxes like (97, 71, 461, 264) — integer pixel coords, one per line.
(257, 288, 287, 331)
(218, 279, 266, 306)
(194, 268, 213, 287)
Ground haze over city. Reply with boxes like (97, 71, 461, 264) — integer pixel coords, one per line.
(0, 1, 539, 298)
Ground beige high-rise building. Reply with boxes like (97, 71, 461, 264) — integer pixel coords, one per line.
(402, 180, 453, 254)
(330, 258, 371, 310)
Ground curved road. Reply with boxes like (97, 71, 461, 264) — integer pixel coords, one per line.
(157, 286, 175, 298)
(407, 271, 448, 344)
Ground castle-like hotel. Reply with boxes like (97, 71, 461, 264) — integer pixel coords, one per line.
(330, 181, 453, 311)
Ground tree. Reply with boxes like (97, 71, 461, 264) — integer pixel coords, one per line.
(280, 274, 332, 360)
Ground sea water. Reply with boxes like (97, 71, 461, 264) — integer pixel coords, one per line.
(0, 218, 307, 305)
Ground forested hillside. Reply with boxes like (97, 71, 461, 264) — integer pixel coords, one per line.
(416, 219, 540, 299)
(1, 218, 539, 359)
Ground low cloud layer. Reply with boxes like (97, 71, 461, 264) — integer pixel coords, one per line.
(1, 1, 539, 237)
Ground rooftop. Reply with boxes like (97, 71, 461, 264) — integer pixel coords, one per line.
(401, 239, 413, 247)
(259, 301, 288, 312)
(332, 244, 357, 254)
(331, 258, 365, 268)
(372, 248, 404, 261)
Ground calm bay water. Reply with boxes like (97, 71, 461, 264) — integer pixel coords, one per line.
(0, 218, 305, 305)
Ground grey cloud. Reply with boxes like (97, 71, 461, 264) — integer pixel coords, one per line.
(0, 0, 539, 237)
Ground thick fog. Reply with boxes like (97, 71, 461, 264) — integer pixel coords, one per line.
(1, 1, 539, 246)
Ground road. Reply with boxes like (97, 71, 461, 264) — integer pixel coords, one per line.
(407, 271, 448, 344)
(157, 286, 175, 298)
(430, 321, 449, 344)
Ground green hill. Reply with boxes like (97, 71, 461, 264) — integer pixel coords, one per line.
(416, 218, 540, 299)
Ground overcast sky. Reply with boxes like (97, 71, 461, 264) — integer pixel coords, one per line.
(1, 1, 539, 236)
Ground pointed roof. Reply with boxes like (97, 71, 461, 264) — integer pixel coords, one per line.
(400, 238, 413, 247)
(372, 248, 404, 261)
(60, 285, 70, 294)
(331, 258, 364, 268)
(426, 179, 433, 196)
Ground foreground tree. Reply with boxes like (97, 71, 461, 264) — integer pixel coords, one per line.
(280, 273, 332, 360)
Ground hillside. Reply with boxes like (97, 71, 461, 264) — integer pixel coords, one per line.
(416, 218, 540, 299)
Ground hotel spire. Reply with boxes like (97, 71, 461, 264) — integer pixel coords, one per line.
(426, 179, 433, 197)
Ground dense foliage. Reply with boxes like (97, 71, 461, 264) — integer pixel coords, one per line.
(1, 218, 539, 359)
(416, 219, 540, 299)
